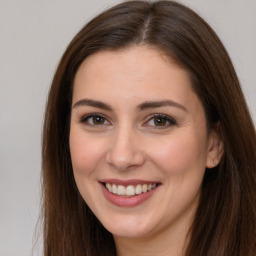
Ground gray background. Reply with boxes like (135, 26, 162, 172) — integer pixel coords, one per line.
(0, 0, 255, 255)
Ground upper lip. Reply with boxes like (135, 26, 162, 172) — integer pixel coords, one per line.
(99, 179, 161, 186)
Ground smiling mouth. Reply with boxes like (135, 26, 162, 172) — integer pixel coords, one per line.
(103, 183, 159, 197)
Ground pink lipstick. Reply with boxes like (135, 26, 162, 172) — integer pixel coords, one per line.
(99, 179, 160, 207)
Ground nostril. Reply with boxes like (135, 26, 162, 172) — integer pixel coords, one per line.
(106, 145, 146, 171)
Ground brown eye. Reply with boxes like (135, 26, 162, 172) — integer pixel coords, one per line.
(92, 116, 105, 124)
(80, 114, 110, 126)
(154, 117, 167, 126)
(144, 114, 177, 129)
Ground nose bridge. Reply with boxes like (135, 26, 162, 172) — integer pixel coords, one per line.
(106, 123, 144, 170)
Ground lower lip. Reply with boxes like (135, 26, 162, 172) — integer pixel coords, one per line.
(101, 183, 159, 207)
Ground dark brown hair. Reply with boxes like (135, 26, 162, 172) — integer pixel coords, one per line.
(42, 1, 256, 255)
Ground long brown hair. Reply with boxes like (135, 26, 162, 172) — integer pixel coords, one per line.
(42, 1, 256, 255)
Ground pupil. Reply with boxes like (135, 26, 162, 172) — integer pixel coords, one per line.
(154, 117, 166, 126)
(93, 116, 104, 124)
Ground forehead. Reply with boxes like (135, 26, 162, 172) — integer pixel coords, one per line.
(73, 46, 195, 103)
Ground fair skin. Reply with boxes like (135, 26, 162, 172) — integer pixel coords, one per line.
(69, 46, 223, 256)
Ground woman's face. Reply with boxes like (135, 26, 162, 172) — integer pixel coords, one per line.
(69, 46, 218, 240)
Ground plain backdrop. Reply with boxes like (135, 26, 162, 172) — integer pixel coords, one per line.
(0, 0, 255, 255)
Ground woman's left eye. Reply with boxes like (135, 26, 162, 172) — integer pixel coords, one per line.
(144, 114, 177, 129)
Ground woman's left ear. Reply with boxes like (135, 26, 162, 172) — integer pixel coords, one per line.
(206, 123, 224, 168)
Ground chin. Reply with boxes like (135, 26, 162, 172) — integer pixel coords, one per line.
(100, 214, 155, 239)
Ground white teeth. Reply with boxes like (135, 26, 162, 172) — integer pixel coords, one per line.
(112, 184, 117, 194)
(126, 185, 135, 196)
(142, 184, 147, 193)
(117, 185, 126, 196)
(106, 183, 112, 192)
(135, 184, 142, 194)
(105, 183, 157, 197)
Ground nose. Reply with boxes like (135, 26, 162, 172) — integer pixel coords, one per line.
(106, 126, 145, 171)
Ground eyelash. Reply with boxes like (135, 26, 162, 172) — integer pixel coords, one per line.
(80, 113, 111, 126)
(143, 114, 177, 129)
(80, 113, 177, 129)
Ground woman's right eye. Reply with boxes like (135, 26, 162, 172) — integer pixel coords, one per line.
(80, 114, 110, 126)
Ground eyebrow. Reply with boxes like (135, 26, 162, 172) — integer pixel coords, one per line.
(73, 99, 113, 111)
(72, 98, 187, 112)
(137, 100, 187, 112)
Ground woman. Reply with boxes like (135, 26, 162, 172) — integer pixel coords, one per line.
(42, 1, 256, 255)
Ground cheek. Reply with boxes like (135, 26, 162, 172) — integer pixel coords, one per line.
(148, 130, 208, 177)
(69, 131, 105, 179)
(69, 131, 107, 214)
